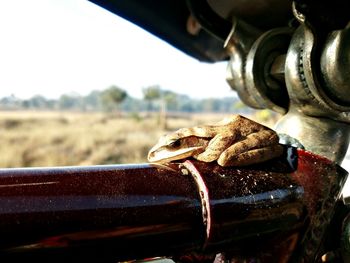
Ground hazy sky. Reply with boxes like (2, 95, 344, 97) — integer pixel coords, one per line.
(0, 0, 234, 99)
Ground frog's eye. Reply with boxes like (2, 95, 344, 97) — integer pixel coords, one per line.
(168, 139, 181, 148)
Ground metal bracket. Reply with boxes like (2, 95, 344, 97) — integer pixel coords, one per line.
(226, 21, 292, 114)
(225, 3, 350, 163)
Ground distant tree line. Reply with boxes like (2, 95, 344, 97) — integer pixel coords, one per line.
(0, 85, 253, 114)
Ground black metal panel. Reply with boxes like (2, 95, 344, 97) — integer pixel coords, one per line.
(89, 0, 229, 63)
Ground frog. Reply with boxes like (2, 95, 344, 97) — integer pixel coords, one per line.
(147, 115, 283, 167)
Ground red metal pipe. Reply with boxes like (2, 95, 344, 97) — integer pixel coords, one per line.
(0, 164, 204, 261)
(0, 147, 346, 262)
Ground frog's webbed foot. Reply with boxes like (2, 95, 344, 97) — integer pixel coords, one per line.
(218, 130, 283, 167)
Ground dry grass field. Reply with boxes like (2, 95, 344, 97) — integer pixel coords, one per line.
(0, 110, 278, 168)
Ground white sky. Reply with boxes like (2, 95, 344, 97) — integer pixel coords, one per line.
(0, 0, 235, 99)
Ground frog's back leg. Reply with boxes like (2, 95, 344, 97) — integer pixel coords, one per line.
(218, 130, 283, 166)
(218, 144, 283, 166)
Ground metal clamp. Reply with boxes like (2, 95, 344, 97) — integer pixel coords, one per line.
(275, 4, 350, 163)
(226, 3, 350, 163)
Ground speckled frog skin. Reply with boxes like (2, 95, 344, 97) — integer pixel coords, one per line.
(148, 115, 283, 167)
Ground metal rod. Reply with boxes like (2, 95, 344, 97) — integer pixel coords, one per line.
(0, 164, 204, 261)
(0, 147, 346, 262)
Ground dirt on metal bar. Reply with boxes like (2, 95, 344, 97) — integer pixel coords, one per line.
(0, 146, 346, 262)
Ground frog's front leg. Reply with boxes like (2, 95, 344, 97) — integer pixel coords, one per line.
(194, 134, 233, 163)
(218, 130, 283, 167)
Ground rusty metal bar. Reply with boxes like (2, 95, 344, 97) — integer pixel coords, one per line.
(0, 163, 203, 261)
(0, 147, 346, 262)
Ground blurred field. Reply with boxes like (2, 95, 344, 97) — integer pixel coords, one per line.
(0, 110, 278, 168)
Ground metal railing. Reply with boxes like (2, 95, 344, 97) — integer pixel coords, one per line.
(0, 146, 346, 262)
